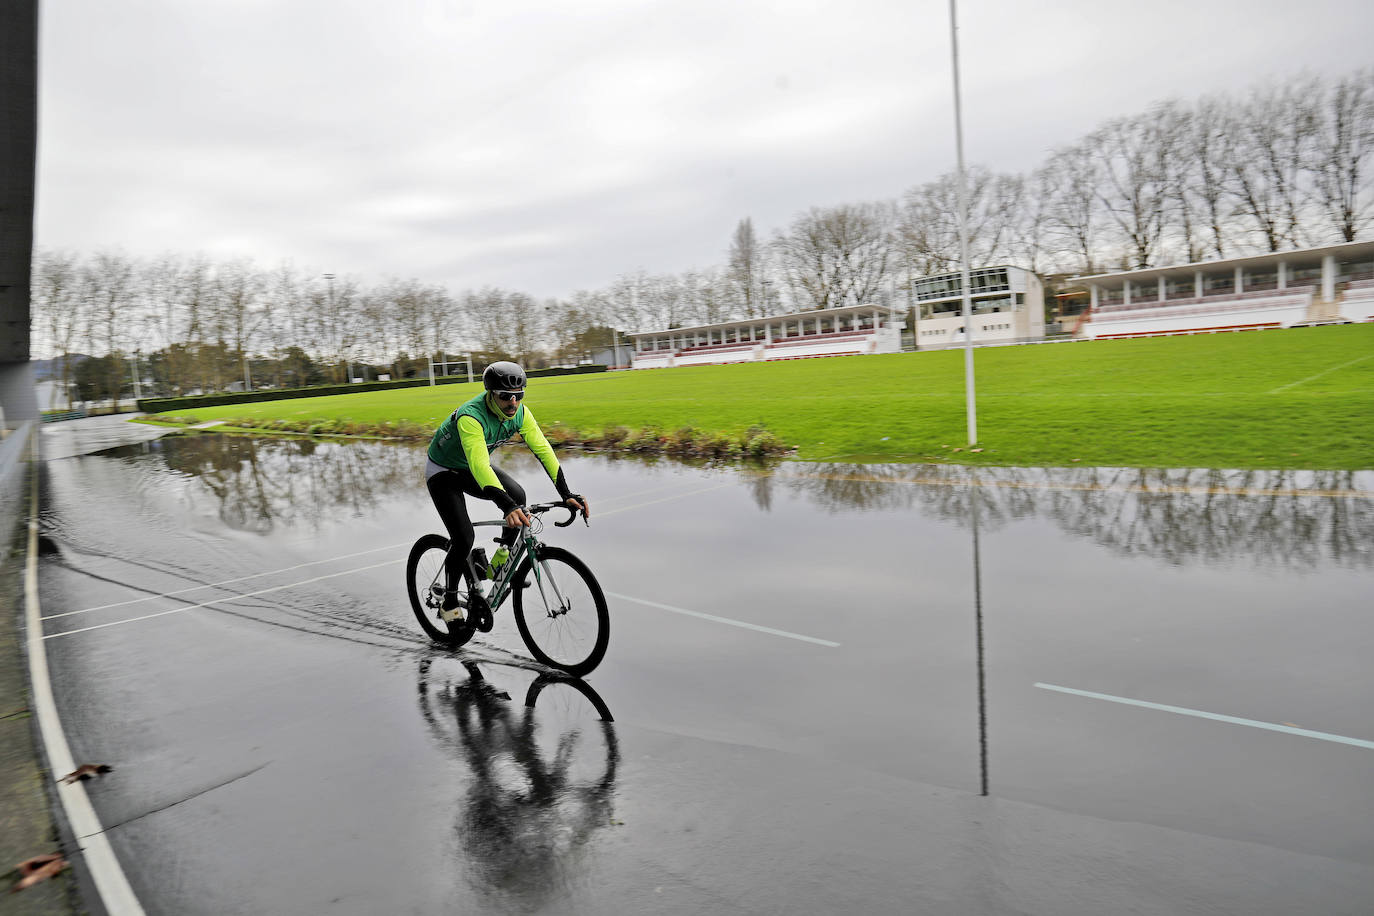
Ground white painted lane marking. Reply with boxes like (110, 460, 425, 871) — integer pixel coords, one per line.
(44, 480, 736, 633)
(1035, 682, 1374, 750)
(44, 559, 402, 639)
(596, 482, 736, 518)
(593, 479, 720, 508)
(44, 543, 408, 620)
(607, 591, 840, 647)
(24, 431, 147, 914)
(1269, 352, 1374, 393)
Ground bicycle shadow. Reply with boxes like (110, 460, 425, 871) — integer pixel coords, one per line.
(415, 655, 619, 908)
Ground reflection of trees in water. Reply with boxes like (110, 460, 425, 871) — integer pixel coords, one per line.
(416, 657, 618, 912)
(159, 434, 425, 533)
(768, 464, 1374, 569)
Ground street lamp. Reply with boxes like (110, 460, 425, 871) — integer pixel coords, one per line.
(948, 0, 978, 446)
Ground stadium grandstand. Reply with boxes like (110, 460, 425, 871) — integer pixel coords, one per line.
(1074, 240, 1374, 340)
(628, 304, 906, 369)
(910, 265, 1045, 347)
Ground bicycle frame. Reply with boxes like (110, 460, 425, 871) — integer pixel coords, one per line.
(432, 502, 576, 616)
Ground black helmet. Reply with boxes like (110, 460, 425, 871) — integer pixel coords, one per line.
(482, 361, 527, 393)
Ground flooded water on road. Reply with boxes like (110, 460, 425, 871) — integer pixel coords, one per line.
(35, 428, 1374, 913)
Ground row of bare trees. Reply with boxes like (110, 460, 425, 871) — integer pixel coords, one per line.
(31, 251, 471, 406)
(571, 69, 1373, 325)
(32, 70, 1374, 401)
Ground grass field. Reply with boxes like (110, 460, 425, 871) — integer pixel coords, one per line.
(150, 324, 1374, 469)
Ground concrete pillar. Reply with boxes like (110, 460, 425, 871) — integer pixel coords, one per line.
(765, 325, 772, 344)
(1322, 256, 1336, 302)
(1195, 271, 1204, 298)
(1090, 285, 1099, 309)
(1278, 261, 1287, 290)
(1158, 276, 1167, 302)
(1123, 282, 1131, 307)
(1234, 266, 1243, 294)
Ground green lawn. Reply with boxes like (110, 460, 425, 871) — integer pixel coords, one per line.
(151, 324, 1374, 469)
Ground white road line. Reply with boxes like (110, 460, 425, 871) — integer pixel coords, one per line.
(606, 591, 840, 647)
(596, 482, 736, 518)
(44, 559, 403, 639)
(594, 479, 717, 507)
(24, 433, 147, 914)
(44, 543, 408, 620)
(1035, 682, 1374, 750)
(1269, 353, 1374, 393)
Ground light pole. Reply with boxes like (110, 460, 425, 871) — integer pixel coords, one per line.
(948, 0, 978, 446)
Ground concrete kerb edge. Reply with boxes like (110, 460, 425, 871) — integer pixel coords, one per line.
(23, 430, 146, 915)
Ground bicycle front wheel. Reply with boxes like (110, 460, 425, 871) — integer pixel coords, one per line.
(512, 546, 609, 677)
(406, 534, 475, 648)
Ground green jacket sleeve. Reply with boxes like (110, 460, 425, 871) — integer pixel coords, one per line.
(457, 415, 501, 491)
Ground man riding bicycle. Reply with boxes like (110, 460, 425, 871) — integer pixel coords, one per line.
(425, 361, 589, 623)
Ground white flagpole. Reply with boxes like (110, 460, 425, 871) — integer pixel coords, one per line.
(948, 0, 978, 445)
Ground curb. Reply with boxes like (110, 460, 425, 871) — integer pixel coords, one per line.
(23, 437, 145, 914)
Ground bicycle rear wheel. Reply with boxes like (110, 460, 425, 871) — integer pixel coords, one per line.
(512, 546, 609, 677)
(406, 534, 475, 648)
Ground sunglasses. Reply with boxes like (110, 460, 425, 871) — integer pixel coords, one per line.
(493, 390, 525, 402)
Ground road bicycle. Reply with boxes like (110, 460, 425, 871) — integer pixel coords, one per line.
(406, 501, 610, 677)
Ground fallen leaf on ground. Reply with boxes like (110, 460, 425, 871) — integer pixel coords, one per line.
(60, 763, 112, 784)
(970, 448, 984, 453)
(10, 854, 68, 893)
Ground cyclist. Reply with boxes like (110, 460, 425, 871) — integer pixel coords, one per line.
(425, 360, 589, 622)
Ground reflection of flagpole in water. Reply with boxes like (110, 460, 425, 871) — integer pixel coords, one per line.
(970, 477, 988, 796)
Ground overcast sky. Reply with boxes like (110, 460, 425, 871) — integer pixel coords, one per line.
(34, 0, 1374, 300)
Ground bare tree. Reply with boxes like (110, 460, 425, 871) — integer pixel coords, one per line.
(1228, 79, 1320, 251)
(31, 249, 83, 407)
(1308, 69, 1374, 243)
(464, 287, 542, 363)
(1041, 143, 1102, 274)
(212, 259, 266, 390)
(312, 274, 362, 383)
(1010, 168, 1052, 273)
(1175, 94, 1240, 261)
(1091, 111, 1172, 269)
(897, 166, 1024, 277)
(726, 217, 772, 317)
(82, 251, 137, 408)
(260, 262, 309, 388)
(774, 202, 895, 311)
(680, 266, 731, 326)
(424, 285, 463, 367)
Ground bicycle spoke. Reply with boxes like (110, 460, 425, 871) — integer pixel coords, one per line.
(513, 547, 608, 676)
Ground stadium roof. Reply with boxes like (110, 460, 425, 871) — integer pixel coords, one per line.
(1072, 239, 1374, 284)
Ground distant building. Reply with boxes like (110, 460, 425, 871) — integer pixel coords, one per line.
(628, 304, 905, 370)
(1074, 240, 1374, 339)
(911, 266, 1046, 348)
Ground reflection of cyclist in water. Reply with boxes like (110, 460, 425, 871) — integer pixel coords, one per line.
(425, 361, 590, 622)
(416, 658, 618, 909)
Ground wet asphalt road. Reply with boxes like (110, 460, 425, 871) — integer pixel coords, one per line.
(32, 418, 1374, 914)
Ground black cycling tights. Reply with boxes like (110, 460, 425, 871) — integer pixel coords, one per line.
(426, 466, 526, 591)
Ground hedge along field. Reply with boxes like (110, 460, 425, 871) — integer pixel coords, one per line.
(148, 323, 1374, 470)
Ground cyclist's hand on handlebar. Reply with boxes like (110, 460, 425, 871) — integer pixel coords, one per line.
(565, 494, 589, 520)
(504, 506, 532, 528)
